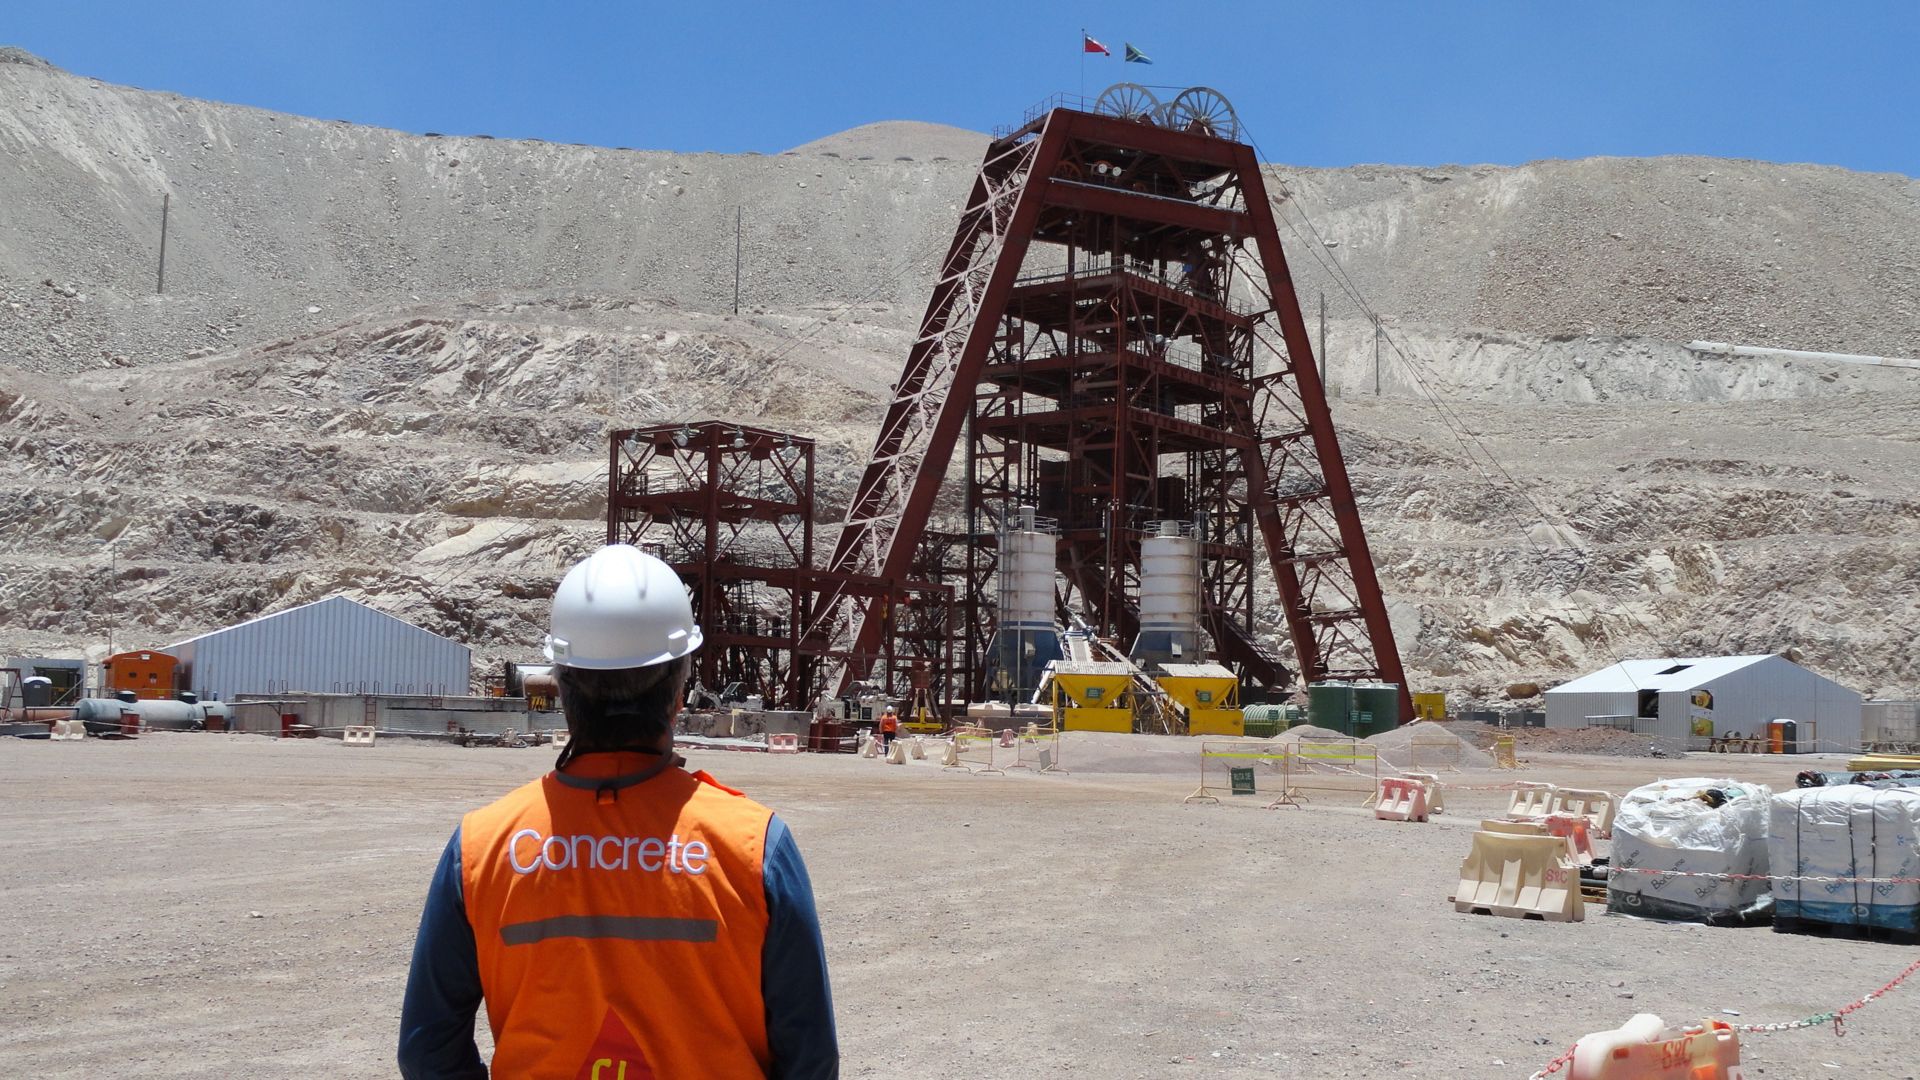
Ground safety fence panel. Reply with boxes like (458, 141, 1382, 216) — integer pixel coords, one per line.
(944, 725, 1003, 775)
(1007, 722, 1066, 774)
(1184, 741, 1290, 805)
(1277, 737, 1379, 808)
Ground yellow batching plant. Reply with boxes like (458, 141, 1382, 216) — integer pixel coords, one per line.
(1155, 663, 1242, 736)
(1044, 662, 1136, 733)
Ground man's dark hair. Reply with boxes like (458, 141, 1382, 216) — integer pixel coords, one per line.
(553, 656, 689, 768)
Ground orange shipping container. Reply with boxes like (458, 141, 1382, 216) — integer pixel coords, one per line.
(104, 650, 180, 700)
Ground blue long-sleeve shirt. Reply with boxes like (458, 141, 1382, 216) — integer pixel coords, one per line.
(399, 814, 836, 1078)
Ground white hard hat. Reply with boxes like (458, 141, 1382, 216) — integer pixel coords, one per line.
(544, 544, 703, 669)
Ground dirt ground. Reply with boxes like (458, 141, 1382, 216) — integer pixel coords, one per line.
(1, 733, 1914, 1079)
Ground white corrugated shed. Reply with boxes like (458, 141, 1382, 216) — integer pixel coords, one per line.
(1545, 654, 1861, 750)
(166, 596, 470, 699)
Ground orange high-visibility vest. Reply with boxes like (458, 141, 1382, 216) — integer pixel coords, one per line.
(461, 765, 775, 1079)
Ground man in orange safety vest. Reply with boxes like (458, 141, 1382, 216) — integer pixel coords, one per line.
(400, 544, 838, 1078)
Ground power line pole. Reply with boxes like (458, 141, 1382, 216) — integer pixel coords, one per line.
(156, 194, 169, 295)
(1317, 291, 1327, 388)
(1373, 315, 1382, 396)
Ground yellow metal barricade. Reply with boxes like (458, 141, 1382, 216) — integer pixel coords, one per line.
(1007, 721, 1066, 774)
(1274, 737, 1379, 807)
(945, 724, 1003, 775)
(1185, 741, 1290, 805)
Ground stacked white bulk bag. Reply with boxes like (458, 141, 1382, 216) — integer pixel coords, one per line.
(1608, 778, 1773, 924)
(1770, 786, 1920, 938)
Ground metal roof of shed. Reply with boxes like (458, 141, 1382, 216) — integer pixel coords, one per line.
(164, 595, 464, 651)
(1546, 655, 1777, 695)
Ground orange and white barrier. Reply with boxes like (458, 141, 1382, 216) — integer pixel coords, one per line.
(861, 731, 882, 758)
(343, 726, 376, 747)
(1507, 781, 1556, 822)
(768, 734, 800, 754)
(998, 728, 1017, 748)
(1548, 787, 1619, 839)
(1454, 826, 1583, 922)
(551, 729, 571, 750)
(1403, 771, 1445, 815)
(1543, 813, 1598, 865)
(1568, 1015, 1744, 1080)
(1374, 777, 1431, 822)
(885, 739, 907, 764)
(49, 719, 85, 741)
(909, 736, 926, 760)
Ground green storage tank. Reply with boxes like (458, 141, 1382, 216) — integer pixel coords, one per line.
(1351, 682, 1403, 737)
(1307, 682, 1357, 735)
(1240, 704, 1286, 739)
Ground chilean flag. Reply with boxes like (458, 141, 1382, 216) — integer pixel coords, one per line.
(1083, 34, 1111, 55)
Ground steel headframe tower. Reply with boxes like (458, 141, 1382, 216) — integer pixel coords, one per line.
(608, 422, 818, 709)
(810, 87, 1410, 718)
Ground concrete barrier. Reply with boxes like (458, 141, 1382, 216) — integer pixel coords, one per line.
(343, 726, 376, 747)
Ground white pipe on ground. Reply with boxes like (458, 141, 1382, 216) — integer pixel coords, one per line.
(1687, 340, 1920, 371)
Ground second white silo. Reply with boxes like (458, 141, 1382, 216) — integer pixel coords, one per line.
(1131, 519, 1201, 670)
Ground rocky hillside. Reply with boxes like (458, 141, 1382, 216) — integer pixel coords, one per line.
(3, 48, 1918, 700)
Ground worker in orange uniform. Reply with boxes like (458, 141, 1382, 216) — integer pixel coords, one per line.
(879, 705, 900, 749)
(399, 544, 838, 1079)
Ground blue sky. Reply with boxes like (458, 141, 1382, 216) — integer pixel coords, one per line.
(11, 1, 1918, 175)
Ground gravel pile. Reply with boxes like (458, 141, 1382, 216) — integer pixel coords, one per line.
(1502, 725, 1670, 758)
(1365, 721, 1495, 769)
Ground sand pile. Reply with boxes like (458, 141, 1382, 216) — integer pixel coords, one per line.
(1366, 722, 1495, 770)
(1275, 724, 1348, 742)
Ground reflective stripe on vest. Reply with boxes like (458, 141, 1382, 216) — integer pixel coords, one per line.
(461, 767, 775, 1079)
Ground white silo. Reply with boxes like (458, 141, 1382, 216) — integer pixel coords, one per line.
(991, 506, 1063, 697)
(1131, 520, 1201, 670)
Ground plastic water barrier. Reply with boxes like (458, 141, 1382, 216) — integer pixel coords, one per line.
(342, 726, 376, 747)
(1548, 787, 1619, 839)
(1453, 825, 1584, 922)
(1374, 777, 1431, 822)
(1507, 781, 1557, 822)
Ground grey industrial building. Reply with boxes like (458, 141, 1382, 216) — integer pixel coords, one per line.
(165, 596, 471, 700)
(1544, 654, 1862, 751)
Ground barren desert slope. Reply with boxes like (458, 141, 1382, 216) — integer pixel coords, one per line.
(3, 45, 1917, 698)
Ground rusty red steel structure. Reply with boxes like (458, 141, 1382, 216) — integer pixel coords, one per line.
(608, 421, 958, 713)
(608, 422, 818, 708)
(810, 93, 1411, 717)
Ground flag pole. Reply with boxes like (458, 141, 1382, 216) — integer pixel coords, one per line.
(1079, 28, 1086, 104)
